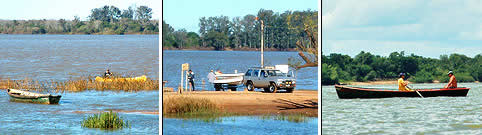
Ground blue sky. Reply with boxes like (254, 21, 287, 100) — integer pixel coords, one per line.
(0, 0, 160, 21)
(163, 0, 319, 33)
(322, 0, 482, 58)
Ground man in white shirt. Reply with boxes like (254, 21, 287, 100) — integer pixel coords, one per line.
(207, 70, 215, 90)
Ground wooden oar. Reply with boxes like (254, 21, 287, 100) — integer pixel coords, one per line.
(407, 85, 423, 98)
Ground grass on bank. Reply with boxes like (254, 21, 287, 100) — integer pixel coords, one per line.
(163, 96, 228, 122)
(0, 74, 159, 92)
(81, 111, 130, 130)
(163, 96, 312, 123)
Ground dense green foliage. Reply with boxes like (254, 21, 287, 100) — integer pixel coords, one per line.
(163, 9, 318, 50)
(81, 111, 130, 130)
(322, 51, 482, 85)
(0, 5, 158, 35)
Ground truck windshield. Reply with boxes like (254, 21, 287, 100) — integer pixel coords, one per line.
(245, 69, 252, 76)
(253, 70, 259, 77)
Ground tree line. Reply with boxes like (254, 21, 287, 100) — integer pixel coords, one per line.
(0, 5, 158, 35)
(162, 9, 318, 50)
(322, 51, 482, 85)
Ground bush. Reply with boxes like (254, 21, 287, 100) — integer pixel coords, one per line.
(365, 71, 377, 81)
(437, 72, 475, 83)
(322, 64, 339, 85)
(81, 111, 130, 129)
(456, 73, 475, 82)
(410, 70, 433, 83)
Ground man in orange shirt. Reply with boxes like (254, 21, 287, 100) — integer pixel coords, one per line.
(444, 71, 457, 88)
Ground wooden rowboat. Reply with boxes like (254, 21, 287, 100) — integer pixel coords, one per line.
(335, 85, 470, 99)
(7, 89, 61, 104)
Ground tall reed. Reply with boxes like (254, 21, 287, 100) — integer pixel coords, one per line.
(0, 74, 159, 92)
(163, 96, 220, 114)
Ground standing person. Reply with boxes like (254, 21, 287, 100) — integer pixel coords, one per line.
(207, 70, 215, 90)
(398, 73, 412, 91)
(188, 70, 195, 91)
(444, 71, 457, 88)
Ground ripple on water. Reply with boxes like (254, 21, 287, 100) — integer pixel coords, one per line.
(322, 83, 482, 134)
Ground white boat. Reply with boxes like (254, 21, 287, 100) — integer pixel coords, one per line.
(213, 73, 244, 85)
(212, 72, 244, 91)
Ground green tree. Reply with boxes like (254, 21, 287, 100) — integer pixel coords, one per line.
(136, 6, 152, 24)
(121, 6, 135, 20)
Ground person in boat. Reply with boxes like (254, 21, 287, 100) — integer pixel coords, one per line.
(398, 73, 412, 91)
(188, 70, 195, 91)
(444, 71, 457, 88)
(207, 70, 215, 90)
(103, 69, 113, 78)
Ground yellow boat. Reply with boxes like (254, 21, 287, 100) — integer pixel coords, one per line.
(95, 75, 147, 82)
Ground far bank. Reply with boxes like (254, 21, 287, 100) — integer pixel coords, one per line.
(323, 80, 480, 86)
(162, 46, 298, 52)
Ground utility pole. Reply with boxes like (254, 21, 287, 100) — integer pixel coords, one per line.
(260, 20, 264, 68)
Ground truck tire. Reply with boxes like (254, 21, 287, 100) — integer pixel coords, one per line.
(231, 88, 237, 91)
(246, 81, 254, 91)
(264, 88, 270, 92)
(286, 88, 294, 93)
(214, 84, 221, 91)
(268, 82, 277, 93)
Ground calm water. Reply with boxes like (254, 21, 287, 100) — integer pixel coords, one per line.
(162, 50, 318, 90)
(163, 116, 318, 135)
(322, 83, 481, 134)
(0, 90, 159, 134)
(0, 35, 159, 134)
(0, 35, 159, 80)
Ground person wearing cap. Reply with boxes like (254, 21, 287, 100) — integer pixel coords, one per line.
(444, 71, 457, 88)
(188, 70, 195, 91)
(207, 70, 215, 90)
(398, 73, 412, 91)
(103, 69, 113, 78)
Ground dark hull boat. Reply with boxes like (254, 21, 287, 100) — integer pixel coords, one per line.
(7, 89, 61, 104)
(335, 85, 470, 99)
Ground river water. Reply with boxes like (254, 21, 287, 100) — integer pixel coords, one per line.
(0, 35, 159, 80)
(0, 35, 159, 134)
(322, 83, 481, 134)
(163, 116, 318, 135)
(0, 90, 159, 134)
(162, 50, 318, 90)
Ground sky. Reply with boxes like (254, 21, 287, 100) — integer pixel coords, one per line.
(163, 0, 319, 33)
(322, 0, 482, 58)
(0, 0, 160, 21)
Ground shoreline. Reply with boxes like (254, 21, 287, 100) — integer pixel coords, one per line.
(163, 90, 318, 117)
(162, 47, 298, 52)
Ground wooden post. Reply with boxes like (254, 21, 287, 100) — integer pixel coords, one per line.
(180, 68, 183, 94)
(185, 71, 188, 92)
(202, 79, 205, 91)
(260, 20, 264, 68)
(181, 63, 189, 94)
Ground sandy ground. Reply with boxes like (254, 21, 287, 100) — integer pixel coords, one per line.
(163, 90, 318, 117)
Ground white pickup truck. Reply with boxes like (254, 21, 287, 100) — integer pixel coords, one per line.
(243, 65, 296, 93)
